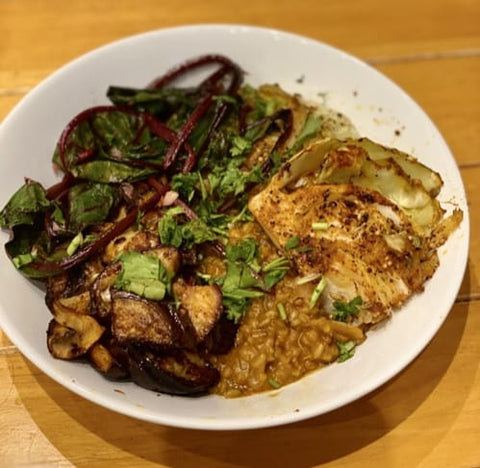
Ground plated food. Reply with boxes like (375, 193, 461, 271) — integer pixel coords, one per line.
(0, 25, 469, 430)
(0, 53, 462, 398)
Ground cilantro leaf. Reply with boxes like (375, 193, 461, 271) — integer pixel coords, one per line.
(158, 207, 185, 248)
(262, 257, 289, 290)
(285, 235, 299, 250)
(331, 296, 363, 322)
(115, 251, 169, 301)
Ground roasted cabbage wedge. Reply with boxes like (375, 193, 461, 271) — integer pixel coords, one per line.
(249, 137, 462, 326)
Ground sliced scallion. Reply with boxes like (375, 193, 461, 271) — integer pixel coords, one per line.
(312, 221, 329, 231)
(277, 303, 287, 320)
(309, 276, 328, 309)
(268, 378, 281, 389)
(66, 232, 84, 256)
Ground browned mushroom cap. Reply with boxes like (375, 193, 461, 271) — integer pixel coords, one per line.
(110, 290, 185, 348)
(50, 291, 92, 316)
(127, 347, 220, 395)
(173, 279, 223, 343)
(47, 309, 104, 359)
(91, 262, 122, 320)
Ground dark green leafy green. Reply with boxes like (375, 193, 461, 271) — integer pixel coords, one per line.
(53, 110, 168, 182)
(107, 86, 193, 118)
(0, 181, 52, 229)
(68, 182, 117, 232)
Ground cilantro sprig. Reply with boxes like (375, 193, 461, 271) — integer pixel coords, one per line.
(218, 239, 290, 322)
(331, 296, 363, 322)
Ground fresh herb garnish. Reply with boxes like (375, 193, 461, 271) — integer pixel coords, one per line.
(220, 240, 289, 321)
(285, 235, 300, 250)
(337, 340, 357, 362)
(262, 256, 290, 290)
(158, 206, 217, 249)
(268, 378, 281, 389)
(115, 251, 170, 301)
(331, 296, 363, 322)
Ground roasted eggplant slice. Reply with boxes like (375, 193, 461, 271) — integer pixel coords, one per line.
(146, 246, 181, 276)
(111, 290, 184, 348)
(103, 229, 160, 264)
(202, 314, 239, 355)
(88, 342, 129, 380)
(127, 347, 220, 395)
(47, 309, 104, 359)
(173, 280, 223, 342)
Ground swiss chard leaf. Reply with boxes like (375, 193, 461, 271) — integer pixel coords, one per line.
(54, 110, 168, 182)
(68, 182, 118, 232)
(107, 86, 193, 118)
(0, 180, 52, 229)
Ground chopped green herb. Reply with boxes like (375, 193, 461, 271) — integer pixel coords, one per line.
(292, 113, 323, 150)
(331, 296, 363, 322)
(285, 235, 300, 250)
(268, 378, 281, 389)
(171, 172, 199, 202)
(158, 206, 217, 249)
(262, 257, 289, 290)
(230, 135, 253, 157)
(115, 251, 169, 301)
(337, 340, 357, 362)
(221, 239, 265, 321)
(158, 206, 185, 248)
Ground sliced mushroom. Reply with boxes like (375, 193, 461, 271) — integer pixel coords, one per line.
(45, 273, 70, 306)
(50, 291, 92, 316)
(103, 229, 159, 264)
(127, 347, 220, 395)
(47, 309, 104, 359)
(111, 290, 184, 348)
(91, 262, 122, 320)
(173, 279, 223, 343)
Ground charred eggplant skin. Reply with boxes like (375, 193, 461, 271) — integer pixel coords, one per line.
(127, 347, 220, 396)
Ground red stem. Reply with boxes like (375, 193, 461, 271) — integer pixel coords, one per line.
(29, 179, 169, 274)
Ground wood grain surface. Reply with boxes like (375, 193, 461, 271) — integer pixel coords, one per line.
(1, 1, 479, 466)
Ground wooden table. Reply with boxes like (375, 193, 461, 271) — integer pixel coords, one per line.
(1, 1, 479, 466)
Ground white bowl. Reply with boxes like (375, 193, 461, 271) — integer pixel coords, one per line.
(0, 24, 469, 430)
